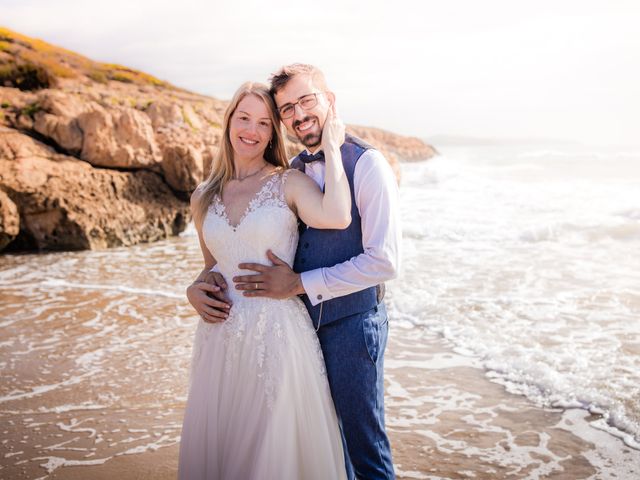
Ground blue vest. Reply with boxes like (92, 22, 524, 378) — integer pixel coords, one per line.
(292, 134, 380, 328)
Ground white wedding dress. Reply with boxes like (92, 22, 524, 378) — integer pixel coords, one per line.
(178, 170, 347, 480)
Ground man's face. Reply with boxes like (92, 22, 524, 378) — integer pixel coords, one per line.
(274, 74, 334, 149)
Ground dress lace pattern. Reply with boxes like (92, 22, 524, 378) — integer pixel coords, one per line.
(196, 169, 327, 408)
(211, 171, 292, 229)
(179, 168, 346, 480)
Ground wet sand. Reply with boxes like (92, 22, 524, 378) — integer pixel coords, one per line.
(1, 242, 639, 479)
(2, 324, 638, 479)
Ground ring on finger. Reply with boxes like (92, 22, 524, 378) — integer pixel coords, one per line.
(254, 282, 259, 290)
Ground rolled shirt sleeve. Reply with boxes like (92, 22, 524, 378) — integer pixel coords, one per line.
(300, 149, 401, 306)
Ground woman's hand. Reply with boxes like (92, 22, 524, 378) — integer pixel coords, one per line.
(321, 103, 345, 156)
(186, 271, 232, 323)
(284, 100, 351, 230)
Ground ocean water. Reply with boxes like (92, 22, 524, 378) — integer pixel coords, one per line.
(0, 143, 639, 477)
(389, 144, 640, 446)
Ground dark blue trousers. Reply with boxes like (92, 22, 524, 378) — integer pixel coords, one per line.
(317, 302, 395, 480)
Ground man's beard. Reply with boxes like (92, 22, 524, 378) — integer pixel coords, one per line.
(293, 116, 322, 148)
(301, 132, 321, 148)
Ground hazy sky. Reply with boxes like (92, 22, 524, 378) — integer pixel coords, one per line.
(3, 0, 639, 146)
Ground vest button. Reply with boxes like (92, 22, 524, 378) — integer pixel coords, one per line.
(304, 242, 309, 248)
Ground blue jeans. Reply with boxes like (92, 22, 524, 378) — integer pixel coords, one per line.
(317, 302, 395, 480)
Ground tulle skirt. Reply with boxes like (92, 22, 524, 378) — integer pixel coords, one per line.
(178, 296, 346, 480)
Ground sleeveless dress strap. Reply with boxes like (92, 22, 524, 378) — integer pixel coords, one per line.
(279, 168, 294, 202)
(281, 168, 293, 185)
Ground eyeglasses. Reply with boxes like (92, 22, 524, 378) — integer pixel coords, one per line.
(278, 92, 327, 119)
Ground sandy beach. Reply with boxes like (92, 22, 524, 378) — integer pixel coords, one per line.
(2, 319, 638, 479)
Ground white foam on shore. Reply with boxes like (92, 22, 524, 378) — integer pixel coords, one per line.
(56, 418, 97, 438)
(115, 434, 180, 455)
(43, 437, 82, 451)
(41, 279, 183, 299)
(386, 352, 479, 371)
(12, 403, 108, 415)
(591, 418, 640, 450)
(392, 149, 640, 449)
(34, 455, 113, 474)
(0, 371, 96, 403)
(394, 467, 431, 479)
(554, 409, 640, 478)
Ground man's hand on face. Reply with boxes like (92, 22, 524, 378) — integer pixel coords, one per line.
(234, 250, 306, 299)
(186, 271, 232, 323)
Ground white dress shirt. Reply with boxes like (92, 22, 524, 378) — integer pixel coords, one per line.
(299, 148, 401, 306)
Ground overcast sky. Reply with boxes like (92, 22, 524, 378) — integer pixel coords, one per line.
(3, 0, 639, 146)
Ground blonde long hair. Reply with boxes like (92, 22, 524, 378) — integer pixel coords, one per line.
(195, 82, 289, 224)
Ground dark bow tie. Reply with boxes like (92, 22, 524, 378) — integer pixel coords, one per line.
(298, 150, 325, 164)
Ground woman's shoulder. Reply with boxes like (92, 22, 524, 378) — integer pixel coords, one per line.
(263, 165, 302, 186)
(191, 182, 218, 216)
(280, 167, 306, 184)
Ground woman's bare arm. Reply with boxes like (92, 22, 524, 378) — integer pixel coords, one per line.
(285, 106, 351, 229)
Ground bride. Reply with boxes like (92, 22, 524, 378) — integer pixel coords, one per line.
(178, 82, 349, 480)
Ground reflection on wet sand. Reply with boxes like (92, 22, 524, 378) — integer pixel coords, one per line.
(1, 228, 639, 479)
(1, 269, 637, 479)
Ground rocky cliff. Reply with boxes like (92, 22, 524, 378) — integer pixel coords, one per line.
(0, 27, 436, 252)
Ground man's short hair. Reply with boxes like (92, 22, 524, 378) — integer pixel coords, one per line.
(269, 63, 328, 96)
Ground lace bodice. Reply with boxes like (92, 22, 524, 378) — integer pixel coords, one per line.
(202, 169, 298, 304)
(194, 169, 327, 410)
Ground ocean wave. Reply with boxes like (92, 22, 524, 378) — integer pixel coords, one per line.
(397, 305, 640, 448)
(517, 150, 640, 160)
(615, 208, 640, 221)
(482, 367, 640, 450)
(519, 220, 640, 243)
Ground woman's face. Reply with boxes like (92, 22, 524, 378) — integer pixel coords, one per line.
(229, 94, 273, 161)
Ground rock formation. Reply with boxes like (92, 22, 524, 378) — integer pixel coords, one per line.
(0, 187, 19, 250)
(0, 27, 436, 252)
(0, 127, 189, 250)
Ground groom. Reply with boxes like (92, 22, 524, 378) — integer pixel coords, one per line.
(194, 64, 400, 479)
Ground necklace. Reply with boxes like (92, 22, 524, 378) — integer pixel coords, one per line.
(233, 163, 268, 182)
